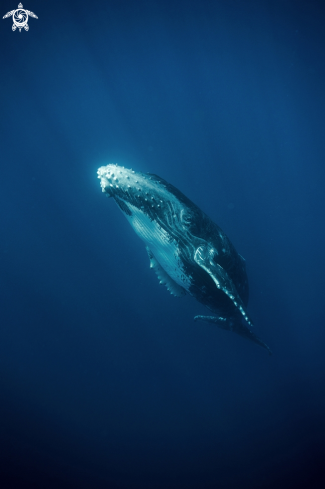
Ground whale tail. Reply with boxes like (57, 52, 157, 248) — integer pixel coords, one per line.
(194, 315, 272, 355)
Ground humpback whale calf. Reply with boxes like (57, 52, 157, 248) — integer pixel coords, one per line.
(97, 164, 271, 354)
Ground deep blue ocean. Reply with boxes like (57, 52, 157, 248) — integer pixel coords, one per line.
(1, 1, 325, 488)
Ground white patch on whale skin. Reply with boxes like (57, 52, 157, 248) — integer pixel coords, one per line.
(121, 201, 192, 291)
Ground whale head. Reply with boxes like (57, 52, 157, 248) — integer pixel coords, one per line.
(97, 164, 203, 243)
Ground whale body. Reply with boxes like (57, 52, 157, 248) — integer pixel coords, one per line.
(97, 164, 271, 354)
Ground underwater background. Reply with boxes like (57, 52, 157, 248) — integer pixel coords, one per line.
(1, 0, 325, 487)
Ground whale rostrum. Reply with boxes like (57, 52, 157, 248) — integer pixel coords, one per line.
(97, 164, 271, 354)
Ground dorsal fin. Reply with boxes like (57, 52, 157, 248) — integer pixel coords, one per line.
(146, 247, 186, 297)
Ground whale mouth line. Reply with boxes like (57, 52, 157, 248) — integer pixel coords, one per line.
(114, 196, 133, 216)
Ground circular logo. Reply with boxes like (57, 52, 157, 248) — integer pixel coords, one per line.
(13, 8, 28, 28)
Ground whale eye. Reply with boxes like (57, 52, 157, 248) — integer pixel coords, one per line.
(180, 209, 192, 225)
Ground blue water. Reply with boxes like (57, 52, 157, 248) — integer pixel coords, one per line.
(1, 1, 324, 487)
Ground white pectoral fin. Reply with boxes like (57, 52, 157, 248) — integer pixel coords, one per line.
(194, 245, 253, 327)
(146, 247, 186, 297)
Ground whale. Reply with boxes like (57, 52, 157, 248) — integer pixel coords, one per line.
(97, 164, 271, 354)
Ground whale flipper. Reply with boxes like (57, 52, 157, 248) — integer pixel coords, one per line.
(146, 246, 186, 297)
(194, 315, 272, 355)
